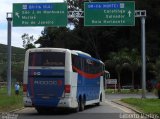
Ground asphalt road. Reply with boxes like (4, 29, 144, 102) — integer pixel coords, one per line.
(10, 93, 156, 119)
(15, 99, 135, 119)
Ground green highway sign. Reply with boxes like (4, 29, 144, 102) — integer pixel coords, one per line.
(13, 3, 67, 27)
(84, 2, 135, 26)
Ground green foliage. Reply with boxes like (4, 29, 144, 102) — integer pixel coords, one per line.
(155, 57, 160, 81)
(1, 64, 24, 82)
(121, 98, 160, 116)
(0, 44, 25, 81)
(0, 46, 25, 66)
(21, 33, 36, 50)
(35, 27, 74, 48)
(106, 48, 142, 90)
(105, 89, 141, 94)
(0, 86, 23, 112)
(12, 64, 24, 82)
(0, 95, 23, 112)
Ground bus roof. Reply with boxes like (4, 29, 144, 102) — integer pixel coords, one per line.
(26, 48, 103, 64)
(26, 48, 70, 53)
(71, 50, 91, 57)
(71, 50, 103, 64)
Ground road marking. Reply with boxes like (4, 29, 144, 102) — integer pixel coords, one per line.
(105, 100, 133, 113)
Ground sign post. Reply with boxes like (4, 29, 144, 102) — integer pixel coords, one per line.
(84, 1, 135, 26)
(6, 13, 12, 96)
(135, 10, 147, 98)
(141, 16, 146, 98)
(13, 3, 67, 27)
(106, 79, 117, 92)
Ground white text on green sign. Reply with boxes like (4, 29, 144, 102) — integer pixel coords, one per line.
(13, 3, 67, 27)
(84, 2, 135, 26)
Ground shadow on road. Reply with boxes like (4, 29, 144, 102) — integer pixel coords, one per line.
(18, 104, 100, 116)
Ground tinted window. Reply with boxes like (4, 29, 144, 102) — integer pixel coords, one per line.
(72, 55, 82, 71)
(72, 54, 103, 74)
(83, 58, 103, 74)
(29, 52, 65, 66)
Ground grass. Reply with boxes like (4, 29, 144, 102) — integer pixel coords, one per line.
(0, 86, 23, 112)
(121, 98, 160, 116)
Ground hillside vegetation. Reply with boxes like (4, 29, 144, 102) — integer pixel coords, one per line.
(0, 44, 25, 82)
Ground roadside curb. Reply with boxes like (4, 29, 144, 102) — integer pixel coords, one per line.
(111, 100, 158, 119)
(111, 99, 142, 114)
(9, 107, 25, 113)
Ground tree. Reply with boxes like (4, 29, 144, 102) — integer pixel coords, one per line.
(1, 64, 24, 82)
(12, 64, 24, 83)
(108, 48, 129, 91)
(108, 48, 142, 91)
(21, 33, 36, 50)
(124, 49, 141, 90)
(155, 56, 160, 81)
(35, 27, 84, 50)
(1, 69, 7, 81)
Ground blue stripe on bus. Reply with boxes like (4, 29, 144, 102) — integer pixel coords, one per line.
(28, 69, 64, 107)
(77, 74, 100, 101)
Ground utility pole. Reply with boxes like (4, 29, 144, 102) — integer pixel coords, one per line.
(141, 16, 146, 98)
(135, 10, 147, 98)
(6, 13, 12, 96)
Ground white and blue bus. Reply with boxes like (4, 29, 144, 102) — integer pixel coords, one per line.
(23, 48, 105, 113)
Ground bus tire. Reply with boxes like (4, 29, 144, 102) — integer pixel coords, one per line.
(95, 102, 100, 106)
(73, 106, 79, 113)
(36, 107, 46, 114)
(79, 98, 85, 111)
(72, 102, 79, 113)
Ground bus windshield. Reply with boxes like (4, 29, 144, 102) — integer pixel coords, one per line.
(29, 52, 65, 66)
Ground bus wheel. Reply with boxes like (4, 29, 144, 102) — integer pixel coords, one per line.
(36, 107, 54, 114)
(95, 102, 100, 106)
(36, 107, 47, 114)
(79, 99, 85, 111)
(73, 105, 79, 113)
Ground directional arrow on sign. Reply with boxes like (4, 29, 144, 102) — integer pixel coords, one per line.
(15, 12, 20, 18)
(84, 2, 135, 26)
(13, 3, 67, 27)
(128, 10, 131, 17)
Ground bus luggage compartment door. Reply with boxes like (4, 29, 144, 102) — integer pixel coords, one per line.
(28, 70, 65, 107)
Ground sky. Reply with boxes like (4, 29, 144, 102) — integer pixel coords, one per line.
(0, 0, 64, 48)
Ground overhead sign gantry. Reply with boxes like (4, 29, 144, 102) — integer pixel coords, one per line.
(7, 2, 146, 98)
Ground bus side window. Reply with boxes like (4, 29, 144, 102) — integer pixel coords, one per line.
(72, 55, 82, 72)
